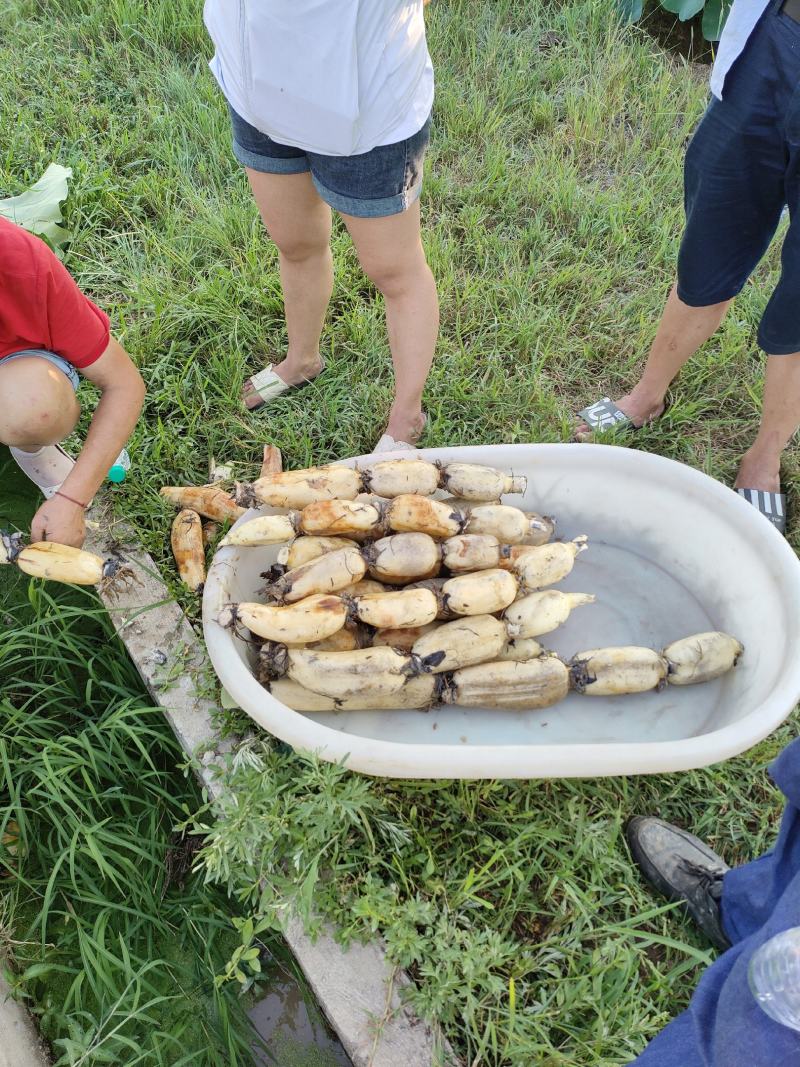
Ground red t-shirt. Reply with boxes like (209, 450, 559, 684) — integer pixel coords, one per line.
(0, 216, 110, 369)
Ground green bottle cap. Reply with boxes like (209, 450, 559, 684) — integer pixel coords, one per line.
(108, 464, 127, 483)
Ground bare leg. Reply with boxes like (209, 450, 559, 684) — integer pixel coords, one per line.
(735, 352, 800, 492)
(577, 285, 732, 435)
(0, 358, 80, 449)
(243, 170, 333, 407)
(343, 201, 438, 443)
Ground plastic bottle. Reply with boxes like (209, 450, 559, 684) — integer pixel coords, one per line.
(748, 927, 800, 1031)
(108, 448, 131, 484)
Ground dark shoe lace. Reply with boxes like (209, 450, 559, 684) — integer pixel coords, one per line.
(677, 858, 726, 900)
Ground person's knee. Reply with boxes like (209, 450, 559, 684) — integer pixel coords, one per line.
(0, 358, 80, 449)
(277, 236, 330, 265)
(360, 246, 427, 299)
(270, 221, 331, 265)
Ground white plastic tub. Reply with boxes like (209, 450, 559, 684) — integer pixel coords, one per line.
(202, 444, 800, 779)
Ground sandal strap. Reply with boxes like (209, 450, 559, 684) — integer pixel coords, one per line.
(245, 358, 326, 408)
(247, 365, 290, 404)
(578, 397, 632, 431)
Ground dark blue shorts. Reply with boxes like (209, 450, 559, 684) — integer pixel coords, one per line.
(228, 106, 431, 219)
(678, 0, 800, 354)
(633, 736, 800, 1066)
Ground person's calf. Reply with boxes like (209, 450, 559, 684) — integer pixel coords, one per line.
(734, 351, 800, 494)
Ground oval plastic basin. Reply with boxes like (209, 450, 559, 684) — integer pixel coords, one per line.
(202, 444, 800, 779)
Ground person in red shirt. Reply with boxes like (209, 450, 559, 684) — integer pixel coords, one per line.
(0, 217, 145, 548)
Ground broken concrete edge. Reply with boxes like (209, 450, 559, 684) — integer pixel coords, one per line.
(85, 509, 460, 1067)
(0, 957, 52, 1067)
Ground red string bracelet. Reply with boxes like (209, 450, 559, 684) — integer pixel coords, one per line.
(54, 490, 88, 510)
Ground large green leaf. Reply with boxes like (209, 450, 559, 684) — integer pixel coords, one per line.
(0, 163, 72, 246)
(702, 0, 728, 39)
(618, 0, 644, 22)
(677, 0, 706, 20)
(625, 0, 730, 37)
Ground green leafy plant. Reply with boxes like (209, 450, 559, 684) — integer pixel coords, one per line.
(619, 0, 731, 41)
(0, 573, 264, 1065)
(196, 731, 792, 1066)
(0, 163, 72, 247)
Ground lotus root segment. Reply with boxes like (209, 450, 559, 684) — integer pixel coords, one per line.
(276, 646, 418, 700)
(266, 546, 366, 603)
(440, 462, 526, 501)
(171, 509, 205, 591)
(513, 536, 588, 591)
(386, 494, 464, 539)
(464, 504, 530, 544)
(279, 535, 359, 569)
(221, 513, 300, 547)
(362, 459, 440, 498)
(351, 588, 439, 630)
(161, 485, 244, 523)
(15, 542, 107, 586)
(444, 657, 570, 709)
(442, 568, 518, 616)
(442, 534, 501, 573)
(268, 675, 437, 711)
(412, 614, 507, 673)
(220, 594, 348, 645)
(363, 532, 441, 584)
(570, 646, 668, 695)
(504, 591, 595, 638)
(248, 465, 362, 509)
(301, 499, 383, 539)
(663, 631, 743, 685)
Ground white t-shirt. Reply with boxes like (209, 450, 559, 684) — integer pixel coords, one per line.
(709, 0, 770, 99)
(204, 1, 434, 157)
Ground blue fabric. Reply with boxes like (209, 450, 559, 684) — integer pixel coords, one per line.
(228, 105, 431, 218)
(677, 0, 800, 354)
(0, 348, 80, 391)
(632, 736, 800, 1066)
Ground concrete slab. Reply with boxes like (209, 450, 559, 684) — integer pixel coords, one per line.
(0, 966, 51, 1067)
(85, 508, 458, 1067)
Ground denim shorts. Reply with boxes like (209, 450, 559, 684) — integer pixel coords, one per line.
(228, 105, 432, 218)
(0, 349, 80, 390)
(677, 0, 800, 353)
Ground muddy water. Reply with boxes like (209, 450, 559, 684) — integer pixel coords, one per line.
(250, 962, 353, 1067)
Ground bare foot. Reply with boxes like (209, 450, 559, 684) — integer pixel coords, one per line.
(242, 353, 324, 410)
(382, 409, 427, 446)
(575, 388, 666, 441)
(734, 451, 781, 494)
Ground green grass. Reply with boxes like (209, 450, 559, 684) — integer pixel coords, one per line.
(0, 454, 267, 1064)
(1, 457, 291, 1065)
(1, 0, 798, 1063)
(1, 0, 794, 561)
(196, 731, 792, 1066)
(0, 458, 349, 1065)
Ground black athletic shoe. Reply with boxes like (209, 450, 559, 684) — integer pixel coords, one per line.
(625, 815, 731, 951)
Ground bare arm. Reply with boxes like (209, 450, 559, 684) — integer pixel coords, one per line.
(31, 337, 145, 546)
